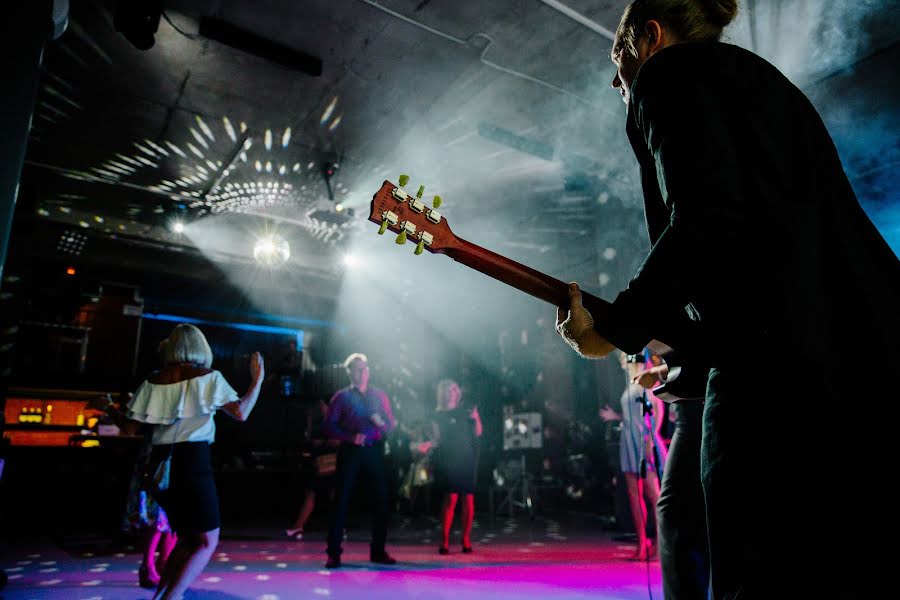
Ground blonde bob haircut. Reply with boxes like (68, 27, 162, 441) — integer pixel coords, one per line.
(343, 352, 368, 370)
(163, 323, 213, 368)
(436, 379, 461, 411)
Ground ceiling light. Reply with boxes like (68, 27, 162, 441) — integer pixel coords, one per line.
(172, 221, 185, 233)
(253, 235, 290, 267)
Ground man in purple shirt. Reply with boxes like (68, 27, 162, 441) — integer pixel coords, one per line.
(323, 353, 397, 568)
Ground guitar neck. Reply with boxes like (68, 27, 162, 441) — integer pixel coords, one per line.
(443, 237, 614, 321)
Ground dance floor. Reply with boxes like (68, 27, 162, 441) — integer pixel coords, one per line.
(0, 516, 662, 599)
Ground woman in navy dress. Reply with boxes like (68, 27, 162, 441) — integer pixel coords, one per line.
(420, 379, 482, 554)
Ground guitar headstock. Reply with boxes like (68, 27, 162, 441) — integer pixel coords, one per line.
(368, 176, 457, 255)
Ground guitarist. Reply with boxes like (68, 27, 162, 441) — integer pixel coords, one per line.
(556, 1, 899, 598)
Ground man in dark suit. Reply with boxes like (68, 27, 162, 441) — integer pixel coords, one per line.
(556, 2, 898, 598)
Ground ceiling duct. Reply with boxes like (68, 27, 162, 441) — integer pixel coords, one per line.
(198, 17, 323, 76)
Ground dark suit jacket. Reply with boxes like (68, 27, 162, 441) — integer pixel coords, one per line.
(597, 42, 900, 384)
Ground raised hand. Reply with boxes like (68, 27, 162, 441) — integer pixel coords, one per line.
(249, 351, 265, 381)
(599, 405, 620, 422)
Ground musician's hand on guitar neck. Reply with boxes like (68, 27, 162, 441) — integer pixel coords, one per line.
(556, 283, 616, 358)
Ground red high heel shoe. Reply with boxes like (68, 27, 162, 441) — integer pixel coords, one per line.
(139, 564, 160, 589)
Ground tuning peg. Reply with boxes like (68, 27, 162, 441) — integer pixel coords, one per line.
(416, 185, 425, 199)
(432, 195, 442, 209)
(414, 239, 425, 255)
(395, 230, 407, 245)
(378, 220, 389, 235)
(398, 174, 410, 187)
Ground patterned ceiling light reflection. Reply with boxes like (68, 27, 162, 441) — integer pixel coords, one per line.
(319, 96, 338, 125)
(59, 108, 351, 246)
(207, 181, 295, 214)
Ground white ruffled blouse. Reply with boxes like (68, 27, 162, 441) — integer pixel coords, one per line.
(126, 370, 239, 445)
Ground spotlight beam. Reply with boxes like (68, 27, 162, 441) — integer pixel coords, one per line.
(202, 133, 251, 200)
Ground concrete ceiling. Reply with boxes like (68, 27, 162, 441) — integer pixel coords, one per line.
(19, 0, 900, 296)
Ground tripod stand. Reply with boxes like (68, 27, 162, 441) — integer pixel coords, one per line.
(491, 452, 534, 519)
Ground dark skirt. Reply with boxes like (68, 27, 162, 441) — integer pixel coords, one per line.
(434, 448, 478, 495)
(150, 441, 220, 536)
(301, 448, 337, 495)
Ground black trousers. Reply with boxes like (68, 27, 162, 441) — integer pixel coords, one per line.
(701, 368, 883, 599)
(657, 401, 709, 600)
(326, 443, 389, 558)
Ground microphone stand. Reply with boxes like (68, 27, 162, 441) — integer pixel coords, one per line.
(638, 390, 662, 482)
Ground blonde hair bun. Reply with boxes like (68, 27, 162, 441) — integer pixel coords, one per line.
(701, 0, 739, 28)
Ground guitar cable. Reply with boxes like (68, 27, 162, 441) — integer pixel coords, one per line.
(626, 367, 655, 600)
(640, 387, 655, 600)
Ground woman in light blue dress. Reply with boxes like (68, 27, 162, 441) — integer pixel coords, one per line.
(600, 351, 667, 559)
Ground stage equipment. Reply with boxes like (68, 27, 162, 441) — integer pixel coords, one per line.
(490, 412, 543, 518)
(502, 412, 542, 450)
(114, 0, 162, 50)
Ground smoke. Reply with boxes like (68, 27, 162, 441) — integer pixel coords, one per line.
(725, 0, 900, 255)
(726, 0, 900, 85)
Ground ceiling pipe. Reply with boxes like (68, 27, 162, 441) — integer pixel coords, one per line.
(537, 0, 616, 41)
(356, 0, 608, 109)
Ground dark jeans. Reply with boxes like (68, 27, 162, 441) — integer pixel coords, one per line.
(326, 443, 389, 558)
(701, 368, 880, 599)
(657, 401, 709, 600)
